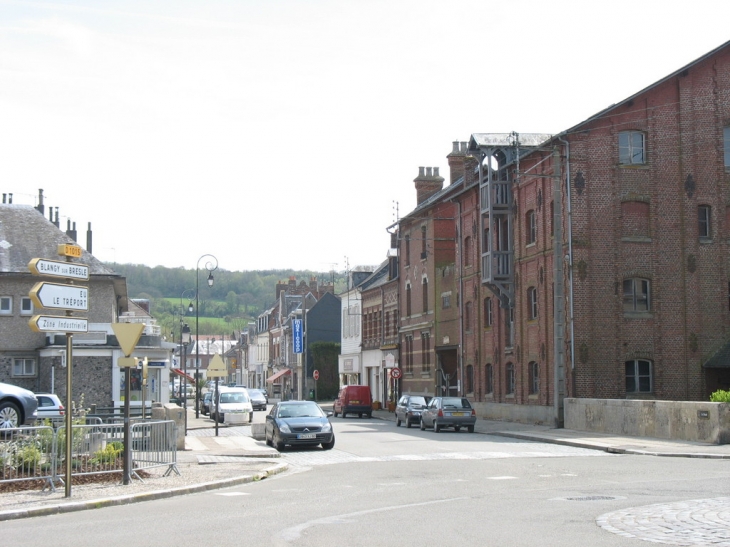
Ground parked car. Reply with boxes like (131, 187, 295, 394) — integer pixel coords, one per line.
(35, 393, 65, 421)
(395, 394, 432, 428)
(265, 400, 334, 451)
(210, 387, 253, 424)
(247, 389, 268, 411)
(420, 396, 476, 433)
(0, 382, 38, 429)
(201, 391, 213, 415)
(333, 385, 372, 418)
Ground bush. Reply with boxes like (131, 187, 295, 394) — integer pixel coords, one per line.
(14, 445, 41, 472)
(710, 389, 730, 402)
(90, 442, 122, 465)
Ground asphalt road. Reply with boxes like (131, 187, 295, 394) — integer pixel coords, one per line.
(3, 416, 729, 547)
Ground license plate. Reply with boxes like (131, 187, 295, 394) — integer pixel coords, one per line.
(298, 433, 316, 439)
(351, 400, 359, 404)
(451, 412, 464, 416)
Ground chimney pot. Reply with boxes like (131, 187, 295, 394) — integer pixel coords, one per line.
(426, 167, 433, 177)
(418, 166, 425, 177)
(434, 167, 440, 177)
(452, 141, 459, 153)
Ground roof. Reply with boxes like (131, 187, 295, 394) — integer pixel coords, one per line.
(0, 204, 117, 275)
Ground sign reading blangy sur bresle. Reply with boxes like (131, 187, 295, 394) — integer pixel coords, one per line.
(29, 315, 88, 333)
(293, 319, 303, 354)
(29, 282, 88, 311)
(28, 258, 89, 280)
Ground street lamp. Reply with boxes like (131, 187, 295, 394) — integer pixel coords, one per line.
(179, 289, 194, 432)
(195, 254, 218, 419)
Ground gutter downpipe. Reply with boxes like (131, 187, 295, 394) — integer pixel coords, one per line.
(558, 136, 575, 387)
(455, 200, 464, 396)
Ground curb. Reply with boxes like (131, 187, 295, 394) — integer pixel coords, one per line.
(0, 461, 289, 522)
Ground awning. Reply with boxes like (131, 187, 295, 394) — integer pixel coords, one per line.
(172, 368, 195, 382)
(266, 368, 292, 383)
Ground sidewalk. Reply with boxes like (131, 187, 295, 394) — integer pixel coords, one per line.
(2, 404, 729, 521)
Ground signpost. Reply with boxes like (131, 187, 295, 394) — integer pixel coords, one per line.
(207, 355, 227, 437)
(27, 244, 88, 498)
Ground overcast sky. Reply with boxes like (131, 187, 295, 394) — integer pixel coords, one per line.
(1, 0, 728, 274)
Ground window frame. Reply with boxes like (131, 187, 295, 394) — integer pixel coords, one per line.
(506, 362, 515, 395)
(0, 296, 12, 315)
(20, 296, 33, 316)
(529, 361, 539, 395)
(526, 209, 536, 245)
(12, 358, 36, 378)
(528, 286, 538, 320)
(698, 204, 712, 240)
(623, 278, 651, 313)
(619, 130, 646, 165)
(626, 359, 652, 393)
(484, 297, 492, 327)
(485, 364, 493, 395)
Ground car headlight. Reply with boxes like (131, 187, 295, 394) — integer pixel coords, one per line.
(278, 423, 291, 433)
(321, 422, 332, 433)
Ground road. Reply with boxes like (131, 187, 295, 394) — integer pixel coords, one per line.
(3, 414, 729, 546)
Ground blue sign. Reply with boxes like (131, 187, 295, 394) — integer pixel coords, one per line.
(293, 319, 303, 354)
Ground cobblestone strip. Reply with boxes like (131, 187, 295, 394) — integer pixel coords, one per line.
(597, 497, 730, 546)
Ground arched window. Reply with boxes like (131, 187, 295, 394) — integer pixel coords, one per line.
(528, 286, 538, 320)
(506, 362, 515, 395)
(526, 210, 536, 245)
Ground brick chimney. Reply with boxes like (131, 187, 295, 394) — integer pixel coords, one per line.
(414, 166, 444, 205)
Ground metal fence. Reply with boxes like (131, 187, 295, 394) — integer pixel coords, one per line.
(0, 420, 178, 492)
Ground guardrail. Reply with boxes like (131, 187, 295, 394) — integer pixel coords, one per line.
(0, 420, 178, 492)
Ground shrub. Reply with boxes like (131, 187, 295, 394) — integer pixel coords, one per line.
(14, 445, 41, 472)
(90, 442, 122, 465)
(710, 389, 730, 403)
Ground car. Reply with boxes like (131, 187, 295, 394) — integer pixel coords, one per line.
(333, 385, 373, 418)
(0, 382, 38, 429)
(210, 386, 253, 424)
(265, 400, 335, 451)
(201, 391, 213, 415)
(420, 396, 476, 433)
(247, 389, 268, 411)
(35, 393, 65, 422)
(395, 394, 432, 428)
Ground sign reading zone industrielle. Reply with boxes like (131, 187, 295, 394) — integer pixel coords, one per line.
(29, 315, 88, 333)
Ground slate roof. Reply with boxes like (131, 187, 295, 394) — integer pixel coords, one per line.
(0, 204, 117, 275)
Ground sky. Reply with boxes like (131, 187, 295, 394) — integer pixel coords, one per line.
(1, 0, 728, 274)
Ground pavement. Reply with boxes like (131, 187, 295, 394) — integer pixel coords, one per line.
(1, 403, 729, 521)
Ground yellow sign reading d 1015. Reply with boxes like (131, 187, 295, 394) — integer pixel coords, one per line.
(57, 244, 83, 258)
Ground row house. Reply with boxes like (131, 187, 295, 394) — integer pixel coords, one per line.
(390, 40, 730, 425)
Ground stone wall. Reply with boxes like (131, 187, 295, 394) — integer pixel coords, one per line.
(565, 398, 730, 444)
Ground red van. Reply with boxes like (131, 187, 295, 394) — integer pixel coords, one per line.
(333, 385, 373, 418)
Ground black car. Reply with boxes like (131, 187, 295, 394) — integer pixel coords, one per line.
(201, 391, 213, 415)
(395, 394, 432, 428)
(265, 400, 335, 451)
(248, 388, 268, 411)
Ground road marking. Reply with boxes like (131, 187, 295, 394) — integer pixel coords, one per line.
(488, 476, 518, 480)
(216, 492, 250, 496)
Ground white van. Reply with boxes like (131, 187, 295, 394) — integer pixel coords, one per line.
(210, 386, 253, 424)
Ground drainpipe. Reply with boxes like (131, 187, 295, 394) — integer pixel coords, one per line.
(451, 199, 464, 396)
(558, 137, 576, 385)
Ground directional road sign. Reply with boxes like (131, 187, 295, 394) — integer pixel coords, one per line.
(29, 315, 88, 333)
(29, 282, 88, 311)
(28, 258, 89, 280)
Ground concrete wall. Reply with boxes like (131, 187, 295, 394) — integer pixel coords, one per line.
(565, 398, 730, 445)
(474, 400, 554, 425)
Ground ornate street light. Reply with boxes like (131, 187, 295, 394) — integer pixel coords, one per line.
(195, 254, 218, 419)
(179, 289, 195, 432)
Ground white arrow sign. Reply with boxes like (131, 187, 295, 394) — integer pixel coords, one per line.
(30, 282, 88, 311)
(28, 258, 89, 280)
(29, 315, 88, 333)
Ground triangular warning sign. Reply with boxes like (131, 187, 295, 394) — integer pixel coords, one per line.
(112, 323, 145, 356)
(207, 354, 227, 377)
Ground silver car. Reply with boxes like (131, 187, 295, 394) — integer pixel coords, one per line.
(420, 396, 476, 433)
(0, 382, 38, 429)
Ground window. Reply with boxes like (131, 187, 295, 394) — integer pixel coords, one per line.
(421, 332, 431, 373)
(526, 210, 536, 245)
(442, 293, 451, 310)
(465, 301, 473, 332)
(505, 307, 514, 347)
(20, 297, 33, 316)
(0, 296, 11, 315)
(623, 278, 650, 312)
(466, 365, 474, 394)
(550, 201, 554, 236)
(405, 335, 414, 373)
(529, 362, 539, 394)
(698, 205, 711, 239)
(619, 131, 646, 165)
(421, 226, 427, 259)
(485, 364, 493, 394)
(404, 235, 411, 267)
(12, 358, 36, 377)
(422, 278, 429, 313)
(506, 362, 515, 395)
(626, 359, 652, 393)
(464, 236, 472, 266)
(528, 287, 538, 320)
(484, 297, 492, 327)
(724, 127, 730, 168)
(406, 284, 412, 317)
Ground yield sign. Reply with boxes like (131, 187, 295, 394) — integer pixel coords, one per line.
(112, 323, 145, 356)
(207, 354, 227, 378)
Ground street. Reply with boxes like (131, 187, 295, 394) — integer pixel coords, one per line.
(2, 414, 729, 546)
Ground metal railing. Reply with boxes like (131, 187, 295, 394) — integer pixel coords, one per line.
(0, 420, 178, 492)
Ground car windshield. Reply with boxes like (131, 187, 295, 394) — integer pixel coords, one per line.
(410, 396, 429, 406)
(277, 403, 323, 418)
(441, 397, 472, 409)
(220, 392, 248, 404)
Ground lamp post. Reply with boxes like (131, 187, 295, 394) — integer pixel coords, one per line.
(195, 254, 218, 419)
(179, 289, 194, 432)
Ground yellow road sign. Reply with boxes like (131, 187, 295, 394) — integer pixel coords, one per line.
(112, 323, 145, 356)
(207, 354, 227, 378)
(57, 244, 83, 258)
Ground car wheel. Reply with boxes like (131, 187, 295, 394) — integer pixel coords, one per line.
(420, 418, 425, 431)
(341, 411, 346, 418)
(219, 413, 225, 424)
(358, 413, 363, 418)
(0, 401, 21, 429)
(467, 425, 474, 433)
(274, 433, 285, 451)
(454, 426, 461, 432)
(434, 421, 441, 433)
(406, 419, 412, 429)
(249, 414, 253, 424)
(321, 438, 335, 450)
(333, 409, 338, 417)
(396, 417, 401, 427)
(265, 431, 273, 447)
(366, 413, 372, 418)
